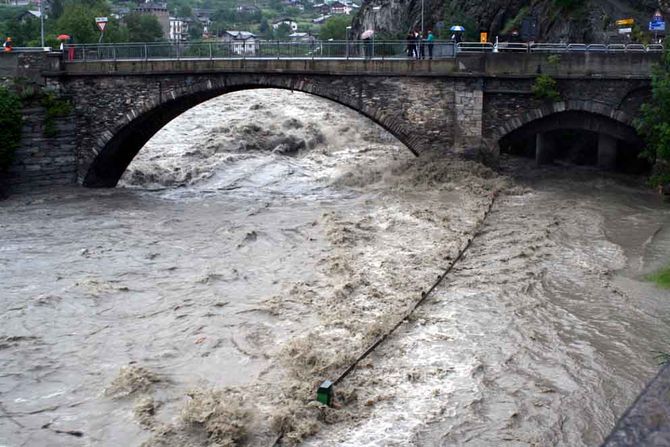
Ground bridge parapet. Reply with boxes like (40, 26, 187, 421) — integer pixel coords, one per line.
(58, 52, 658, 79)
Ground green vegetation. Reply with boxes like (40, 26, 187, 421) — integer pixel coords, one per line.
(531, 74, 561, 102)
(0, 86, 22, 171)
(654, 351, 670, 365)
(501, 6, 528, 35)
(645, 263, 670, 288)
(636, 48, 670, 187)
(124, 13, 164, 42)
(319, 15, 351, 41)
(0, 0, 351, 45)
(443, 4, 478, 41)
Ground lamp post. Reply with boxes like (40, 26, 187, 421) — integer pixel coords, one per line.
(345, 26, 351, 58)
(372, 5, 381, 59)
(39, 0, 44, 47)
(421, 0, 424, 36)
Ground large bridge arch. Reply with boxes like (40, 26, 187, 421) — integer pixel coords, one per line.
(494, 101, 645, 170)
(82, 77, 421, 187)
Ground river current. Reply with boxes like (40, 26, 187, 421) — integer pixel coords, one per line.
(1, 90, 670, 446)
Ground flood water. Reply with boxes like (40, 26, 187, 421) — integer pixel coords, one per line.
(1, 90, 669, 446)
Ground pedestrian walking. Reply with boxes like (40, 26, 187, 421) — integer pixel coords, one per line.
(426, 30, 435, 59)
(3, 37, 13, 53)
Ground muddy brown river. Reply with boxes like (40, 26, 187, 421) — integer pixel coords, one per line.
(1, 90, 669, 446)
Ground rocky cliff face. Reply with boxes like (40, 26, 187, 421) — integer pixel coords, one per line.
(352, 0, 662, 43)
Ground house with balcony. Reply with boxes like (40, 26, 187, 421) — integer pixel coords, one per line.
(169, 17, 189, 42)
(220, 30, 258, 55)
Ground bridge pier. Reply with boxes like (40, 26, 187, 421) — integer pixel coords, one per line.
(535, 132, 555, 166)
(598, 133, 618, 169)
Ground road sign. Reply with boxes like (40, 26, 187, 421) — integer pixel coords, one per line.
(654, 10, 664, 21)
(618, 27, 632, 34)
(616, 18, 634, 26)
(650, 21, 666, 32)
(95, 16, 108, 32)
(480, 32, 488, 43)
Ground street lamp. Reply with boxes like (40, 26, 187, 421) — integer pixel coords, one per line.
(345, 25, 351, 58)
(372, 5, 381, 59)
(39, 0, 44, 47)
(421, 0, 424, 36)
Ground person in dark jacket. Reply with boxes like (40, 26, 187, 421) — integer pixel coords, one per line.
(406, 31, 415, 58)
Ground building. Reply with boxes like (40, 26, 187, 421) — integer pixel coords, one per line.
(135, 2, 170, 39)
(288, 32, 316, 42)
(169, 17, 189, 42)
(236, 4, 260, 14)
(220, 31, 258, 55)
(329, 1, 352, 14)
(193, 8, 213, 36)
(110, 5, 131, 20)
(272, 18, 298, 31)
(16, 10, 40, 23)
(312, 14, 331, 24)
(1, 0, 31, 6)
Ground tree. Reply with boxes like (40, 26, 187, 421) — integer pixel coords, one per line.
(319, 15, 351, 41)
(259, 18, 272, 39)
(176, 4, 192, 18)
(275, 22, 291, 39)
(188, 20, 203, 40)
(56, 2, 109, 43)
(636, 48, 670, 186)
(124, 13, 165, 42)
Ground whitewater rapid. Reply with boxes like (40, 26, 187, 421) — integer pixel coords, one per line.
(1, 90, 669, 446)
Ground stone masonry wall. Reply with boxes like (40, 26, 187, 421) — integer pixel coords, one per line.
(3, 107, 77, 191)
(60, 73, 484, 184)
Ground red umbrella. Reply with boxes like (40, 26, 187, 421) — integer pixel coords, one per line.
(56, 34, 71, 40)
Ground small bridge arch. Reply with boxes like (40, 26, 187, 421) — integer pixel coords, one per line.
(83, 78, 419, 187)
(495, 101, 645, 171)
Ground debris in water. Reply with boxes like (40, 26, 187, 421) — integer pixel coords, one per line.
(104, 366, 161, 399)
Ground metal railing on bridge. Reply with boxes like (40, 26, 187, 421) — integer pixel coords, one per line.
(54, 40, 668, 62)
(456, 41, 665, 53)
(63, 40, 458, 62)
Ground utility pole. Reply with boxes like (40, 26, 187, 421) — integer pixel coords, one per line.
(421, 0, 424, 36)
(372, 5, 380, 58)
(39, 0, 44, 47)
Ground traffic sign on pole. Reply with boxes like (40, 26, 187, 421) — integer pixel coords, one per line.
(95, 16, 108, 32)
(650, 21, 666, 32)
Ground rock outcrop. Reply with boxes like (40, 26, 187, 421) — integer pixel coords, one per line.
(352, 0, 662, 43)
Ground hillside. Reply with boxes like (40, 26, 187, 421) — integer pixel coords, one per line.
(352, 0, 663, 43)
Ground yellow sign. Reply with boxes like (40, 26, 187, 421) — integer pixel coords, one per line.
(615, 18, 634, 26)
(480, 32, 488, 43)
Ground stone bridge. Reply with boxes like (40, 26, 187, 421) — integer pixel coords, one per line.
(0, 51, 657, 188)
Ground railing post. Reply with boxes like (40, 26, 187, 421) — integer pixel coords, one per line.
(209, 42, 212, 60)
(144, 43, 148, 61)
(113, 44, 116, 61)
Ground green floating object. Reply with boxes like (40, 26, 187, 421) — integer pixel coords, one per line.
(316, 380, 334, 406)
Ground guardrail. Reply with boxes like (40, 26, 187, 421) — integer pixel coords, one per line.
(6, 47, 52, 53)
(51, 40, 668, 61)
(457, 41, 665, 53)
(63, 40, 458, 61)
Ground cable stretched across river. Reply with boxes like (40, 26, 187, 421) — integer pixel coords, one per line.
(272, 188, 501, 446)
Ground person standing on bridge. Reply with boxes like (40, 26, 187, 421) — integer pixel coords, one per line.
(3, 37, 13, 53)
(406, 31, 414, 58)
(426, 30, 435, 59)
